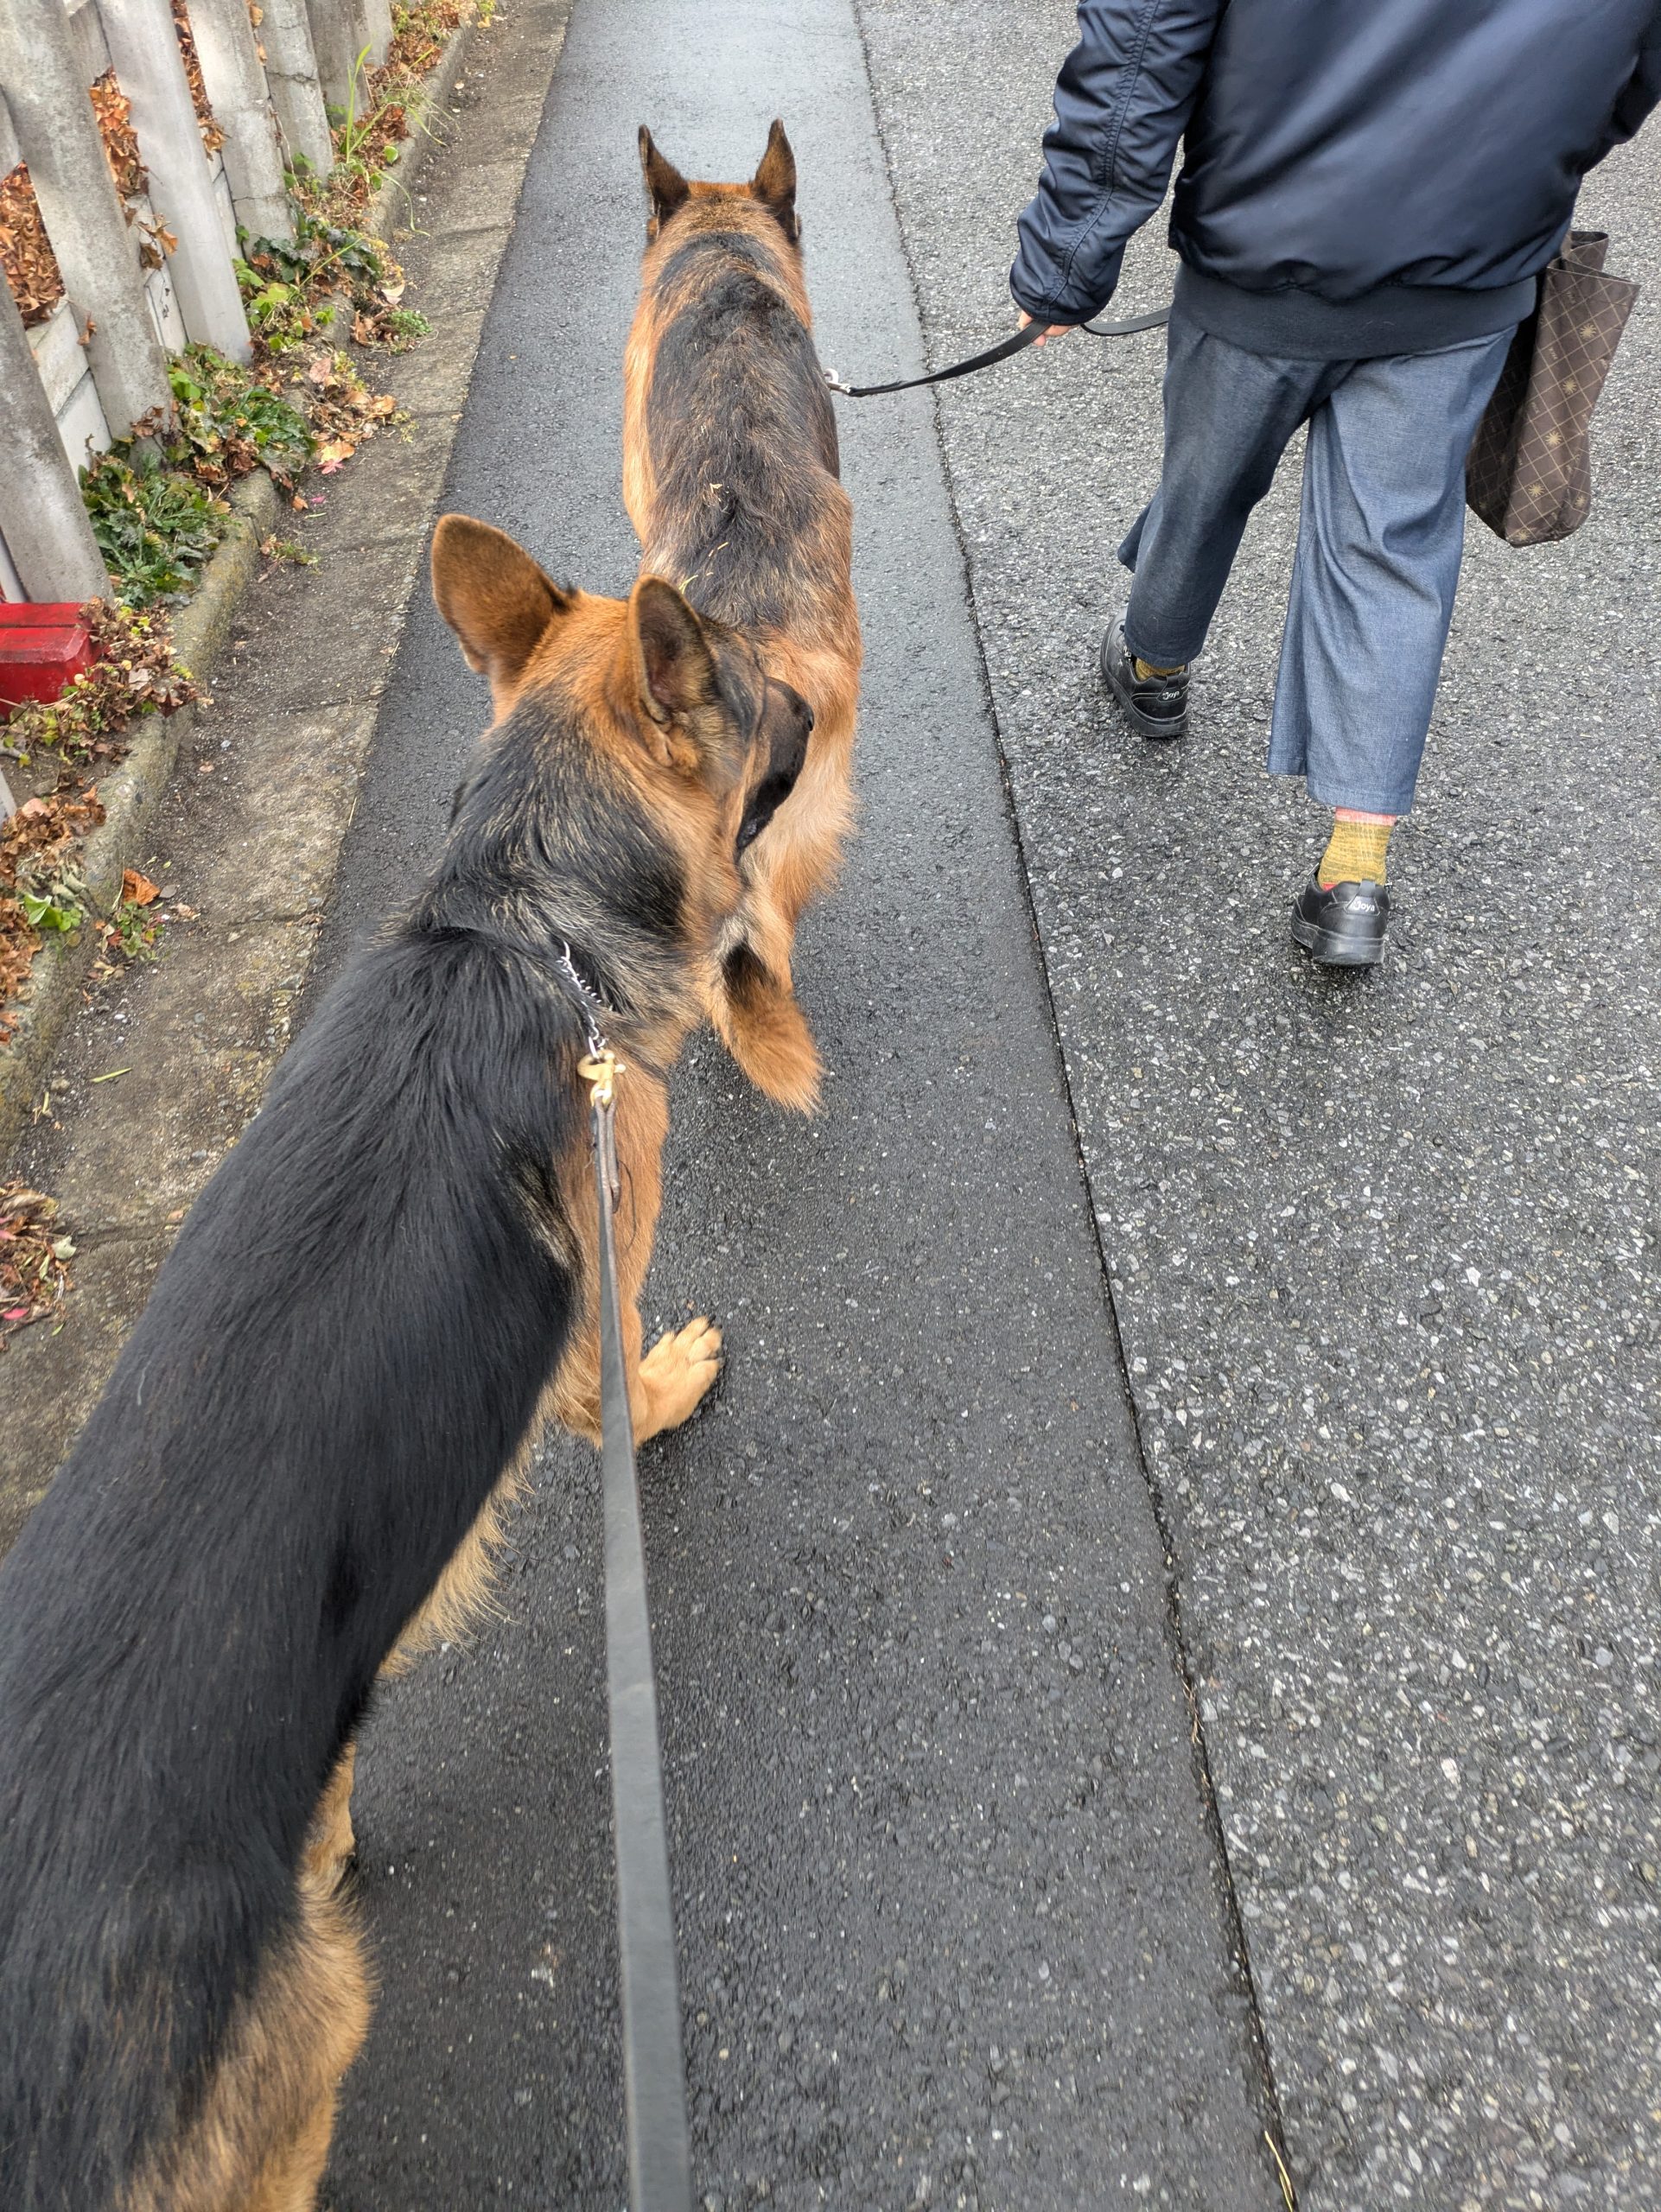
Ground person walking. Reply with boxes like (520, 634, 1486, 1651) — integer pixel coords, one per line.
(1012, 0, 1661, 964)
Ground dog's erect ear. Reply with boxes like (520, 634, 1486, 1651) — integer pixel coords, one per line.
(430, 514, 569, 702)
(639, 127, 690, 237)
(627, 576, 719, 749)
(751, 118, 798, 240)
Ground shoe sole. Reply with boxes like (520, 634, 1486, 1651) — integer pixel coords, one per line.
(1100, 648, 1187, 742)
(1289, 912, 1387, 967)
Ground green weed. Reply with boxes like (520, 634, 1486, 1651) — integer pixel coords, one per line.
(18, 887, 83, 934)
(380, 307, 430, 346)
(80, 452, 226, 607)
(106, 894, 162, 963)
(164, 348, 313, 483)
(261, 537, 319, 567)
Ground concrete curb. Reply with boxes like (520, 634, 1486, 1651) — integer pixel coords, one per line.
(0, 10, 481, 1165)
(0, 470, 276, 1157)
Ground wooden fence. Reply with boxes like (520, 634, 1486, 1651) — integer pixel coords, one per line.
(0, 0, 391, 605)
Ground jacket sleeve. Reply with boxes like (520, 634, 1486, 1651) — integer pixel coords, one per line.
(1011, 0, 1225, 324)
(1588, 13, 1661, 168)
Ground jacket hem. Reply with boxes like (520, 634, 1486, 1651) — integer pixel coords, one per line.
(1173, 264, 1537, 360)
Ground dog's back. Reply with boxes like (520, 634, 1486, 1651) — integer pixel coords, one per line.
(0, 876, 586, 2207)
(625, 122, 862, 1112)
(633, 219, 848, 649)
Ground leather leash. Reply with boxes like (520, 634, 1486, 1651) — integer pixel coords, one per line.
(566, 949, 694, 2212)
(823, 302, 1170, 397)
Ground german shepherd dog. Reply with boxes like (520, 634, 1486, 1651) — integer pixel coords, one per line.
(0, 522, 810, 2210)
(626, 119, 861, 1113)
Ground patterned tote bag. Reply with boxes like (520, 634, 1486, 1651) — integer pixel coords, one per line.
(1467, 230, 1639, 547)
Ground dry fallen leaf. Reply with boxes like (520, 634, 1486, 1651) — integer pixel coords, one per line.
(0, 1179, 74, 1343)
(122, 869, 160, 906)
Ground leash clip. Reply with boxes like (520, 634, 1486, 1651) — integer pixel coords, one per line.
(578, 1050, 622, 1110)
(821, 367, 851, 396)
(579, 1051, 623, 1206)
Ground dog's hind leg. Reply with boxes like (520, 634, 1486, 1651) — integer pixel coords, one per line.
(241, 2089, 338, 2212)
(132, 1886, 371, 2212)
(236, 1904, 370, 2212)
(302, 1741, 359, 1895)
(710, 683, 856, 1112)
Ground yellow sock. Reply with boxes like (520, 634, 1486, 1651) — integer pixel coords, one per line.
(1133, 656, 1186, 680)
(1319, 815, 1395, 887)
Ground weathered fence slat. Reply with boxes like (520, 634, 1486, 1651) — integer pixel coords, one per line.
(0, 0, 172, 438)
(187, 0, 293, 243)
(308, 0, 391, 111)
(348, 0, 392, 72)
(258, 0, 333, 178)
(302, 0, 353, 114)
(97, 0, 252, 360)
(0, 276, 111, 604)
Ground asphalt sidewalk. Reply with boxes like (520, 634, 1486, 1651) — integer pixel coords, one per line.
(308, 3, 1281, 2207)
(856, 3, 1661, 2205)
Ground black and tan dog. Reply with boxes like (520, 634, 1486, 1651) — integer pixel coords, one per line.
(627, 119, 861, 1113)
(0, 521, 810, 2211)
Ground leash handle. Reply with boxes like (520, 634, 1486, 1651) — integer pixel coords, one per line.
(1079, 303, 1174, 339)
(589, 1086, 693, 2212)
(823, 302, 1169, 399)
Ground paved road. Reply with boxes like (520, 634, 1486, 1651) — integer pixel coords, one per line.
(312, 3, 1279, 2208)
(856, 3, 1661, 2207)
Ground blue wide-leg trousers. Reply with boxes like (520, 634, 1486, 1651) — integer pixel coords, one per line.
(1119, 315, 1514, 816)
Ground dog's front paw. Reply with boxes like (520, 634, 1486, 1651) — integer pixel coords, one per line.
(638, 1315, 722, 1435)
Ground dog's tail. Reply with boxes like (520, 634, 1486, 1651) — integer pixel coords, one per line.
(714, 940, 822, 1113)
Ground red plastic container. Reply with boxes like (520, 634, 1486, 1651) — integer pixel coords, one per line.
(0, 603, 97, 711)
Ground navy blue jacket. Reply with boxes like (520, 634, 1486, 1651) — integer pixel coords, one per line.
(1013, 0, 1661, 357)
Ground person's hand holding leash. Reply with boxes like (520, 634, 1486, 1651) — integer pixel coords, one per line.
(1017, 309, 1073, 346)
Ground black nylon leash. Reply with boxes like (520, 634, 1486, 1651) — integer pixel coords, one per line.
(565, 948, 694, 2212)
(823, 302, 1170, 397)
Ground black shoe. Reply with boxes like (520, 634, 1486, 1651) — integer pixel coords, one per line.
(1290, 874, 1391, 966)
(1100, 622, 1189, 741)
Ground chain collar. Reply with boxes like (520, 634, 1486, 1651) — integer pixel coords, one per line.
(558, 941, 627, 1116)
(557, 940, 621, 1060)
